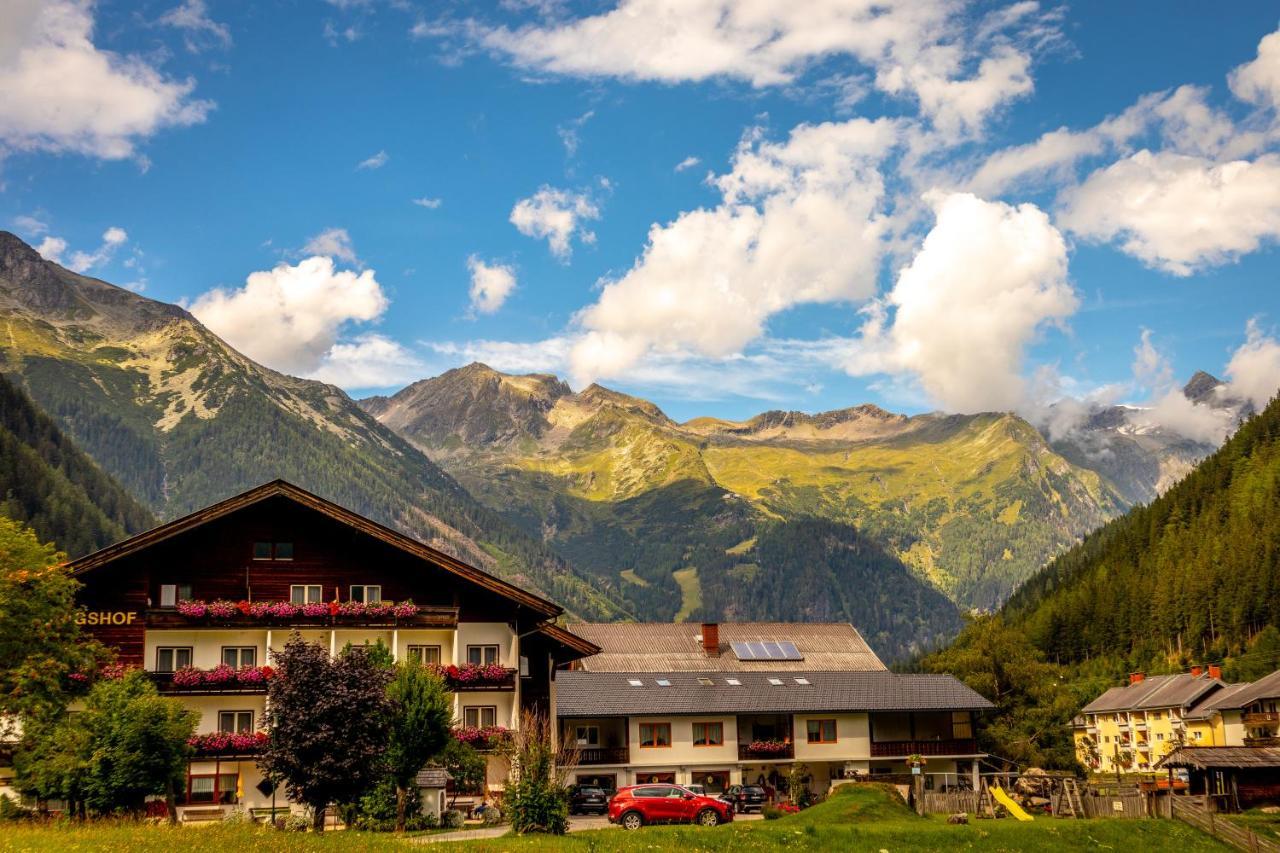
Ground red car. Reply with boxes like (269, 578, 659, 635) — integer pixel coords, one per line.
(608, 784, 734, 830)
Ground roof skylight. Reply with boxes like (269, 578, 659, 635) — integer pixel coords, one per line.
(656, 679, 671, 687)
(628, 679, 643, 687)
(726, 678, 742, 686)
(768, 677, 783, 686)
(794, 677, 810, 685)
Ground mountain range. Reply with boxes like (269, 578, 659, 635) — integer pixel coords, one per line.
(0, 230, 1249, 660)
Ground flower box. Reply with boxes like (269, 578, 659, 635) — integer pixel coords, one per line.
(747, 740, 790, 754)
(188, 731, 269, 756)
(431, 663, 515, 689)
(167, 665, 275, 690)
(452, 726, 510, 751)
(173, 598, 420, 622)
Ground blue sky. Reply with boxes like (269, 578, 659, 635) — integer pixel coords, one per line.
(3, 1, 1280, 428)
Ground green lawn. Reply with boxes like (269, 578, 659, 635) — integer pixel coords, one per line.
(1227, 808, 1280, 841)
(0, 785, 1229, 852)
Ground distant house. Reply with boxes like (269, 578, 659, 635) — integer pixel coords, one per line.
(1074, 666, 1280, 773)
(1156, 747, 1280, 810)
(556, 622, 993, 796)
(1072, 667, 1225, 773)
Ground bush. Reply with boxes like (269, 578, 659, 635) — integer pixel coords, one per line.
(282, 813, 310, 832)
(0, 795, 34, 821)
(762, 804, 784, 820)
(220, 809, 253, 824)
(481, 805, 503, 825)
(442, 809, 465, 829)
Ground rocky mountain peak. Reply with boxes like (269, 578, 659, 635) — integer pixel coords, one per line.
(1183, 370, 1224, 405)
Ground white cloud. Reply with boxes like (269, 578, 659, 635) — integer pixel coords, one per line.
(63, 226, 128, 272)
(557, 109, 593, 157)
(509, 186, 600, 260)
(12, 214, 48, 235)
(674, 155, 701, 173)
(158, 0, 232, 53)
(310, 333, 425, 389)
(1225, 318, 1280, 409)
(190, 256, 389, 376)
(411, 196, 443, 209)
(845, 192, 1076, 413)
(1230, 27, 1280, 110)
(568, 117, 899, 386)
(471, 0, 1054, 138)
(1058, 150, 1280, 276)
(0, 0, 211, 160)
(356, 149, 389, 170)
(301, 227, 359, 265)
(35, 236, 68, 264)
(467, 256, 517, 314)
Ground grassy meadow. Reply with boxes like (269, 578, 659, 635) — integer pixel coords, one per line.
(0, 784, 1227, 852)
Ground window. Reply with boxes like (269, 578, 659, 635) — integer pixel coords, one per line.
(406, 645, 441, 665)
(639, 723, 671, 748)
(467, 645, 499, 666)
(697, 677, 714, 686)
(158, 583, 192, 608)
(951, 711, 973, 739)
(575, 726, 600, 747)
(725, 678, 741, 686)
(656, 679, 671, 687)
(634, 786, 667, 798)
(290, 584, 322, 605)
(463, 706, 498, 728)
(1156, 732, 1164, 741)
(794, 677, 810, 685)
(185, 773, 239, 805)
(1193, 730, 1203, 740)
(767, 678, 783, 686)
(806, 719, 837, 744)
(156, 647, 192, 672)
(222, 646, 257, 669)
(693, 722, 724, 747)
(253, 541, 293, 560)
(628, 679, 643, 687)
(350, 585, 382, 604)
(218, 710, 254, 733)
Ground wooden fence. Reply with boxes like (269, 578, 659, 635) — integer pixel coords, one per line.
(1079, 790, 1146, 819)
(920, 790, 980, 814)
(1171, 795, 1280, 852)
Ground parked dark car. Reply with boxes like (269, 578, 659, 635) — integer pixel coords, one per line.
(568, 784, 610, 815)
(721, 784, 767, 813)
(608, 784, 734, 829)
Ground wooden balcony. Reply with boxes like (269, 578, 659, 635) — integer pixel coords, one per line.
(738, 742, 795, 761)
(869, 739, 979, 757)
(444, 668, 517, 692)
(1244, 736, 1280, 747)
(574, 747, 630, 766)
(148, 671, 269, 695)
(145, 605, 458, 630)
(1244, 711, 1280, 725)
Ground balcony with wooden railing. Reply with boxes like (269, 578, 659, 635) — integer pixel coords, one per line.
(869, 739, 979, 758)
(146, 601, 458, 629)
(574, 747, 631, 766)
(1243, 711, 1280, 725)
(738, 741, 795, 761)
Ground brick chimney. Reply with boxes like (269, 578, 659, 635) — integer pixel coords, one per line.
(1129, 672, 1146, 685)
(1191, 665, 1204, 677)
(701, 623, 720, 657)
(1209, 664, 1222, 680)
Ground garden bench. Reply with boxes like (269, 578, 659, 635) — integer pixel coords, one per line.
(180, 807, 225, 822)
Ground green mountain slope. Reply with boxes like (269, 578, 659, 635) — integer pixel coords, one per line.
(0, 232, 625, 620)
(361, 364, 1127, 647)
(1003, 392, 1280, 668)
(0, 371, 154, 556)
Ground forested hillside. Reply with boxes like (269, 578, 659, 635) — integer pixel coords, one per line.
(0, 371, 153, 555)
(1004, 392, 1280, 670)
(0, 232, 626, 620)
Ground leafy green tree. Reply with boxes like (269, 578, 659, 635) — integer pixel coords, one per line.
(1230, 626, 1280, 682)
(386, 659, 452, 832)
(439, 739, 487, 808)
(16, 670, 196, 821)
(921, 615, 1081, 770)
(259, 634, 394, 831)
(504, 711, 572, 835)
(0, 516, 105, 729)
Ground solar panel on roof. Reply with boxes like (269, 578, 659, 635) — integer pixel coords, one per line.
(776, 641, 803, 660)
(730, 639, 803, 660)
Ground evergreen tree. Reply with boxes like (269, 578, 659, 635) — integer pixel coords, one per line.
(385, 660, 452, 832)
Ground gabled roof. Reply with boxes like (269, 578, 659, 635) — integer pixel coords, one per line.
(568, 622, 885, 673)
(556, 670, 994, 717)
(1158, 747, 1280, 770)
(1186, 682, 1255, 719)
(1081, 673, 1222, 714)
(66, 479, 563, 617)
(1210, 670, 1280, 710)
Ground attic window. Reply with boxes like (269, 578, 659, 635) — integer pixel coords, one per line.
(794, 677, 811, 685)
(726, 678, 742, 686)
(628, 679, 643, 687)
(253, 541, 294, 561)
(768, 678, 784, 686)
(656, 679, 672, 687)
(698, 677, 714, 686)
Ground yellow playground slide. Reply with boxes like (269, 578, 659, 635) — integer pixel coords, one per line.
(990, 785, 1033, 821)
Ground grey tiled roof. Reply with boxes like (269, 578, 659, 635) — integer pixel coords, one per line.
(1186, 682, 1254, 719)
(1080, 674, 1222, 714)
(567, 622, 885, 673)
(555, 670, 994, 717)
(1211, 670, 1280, 710)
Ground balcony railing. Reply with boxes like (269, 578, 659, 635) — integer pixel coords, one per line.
(146, 602, 458, 629)
(575, 747, 631, 766)
(1244, 711, 1280, 725)
(149, 668, 272, 694)
(435, 665, 517, 692)
(738, 742, 795, 761)
(869, 739, 979, 757)
(1245, 736, 1280, 747)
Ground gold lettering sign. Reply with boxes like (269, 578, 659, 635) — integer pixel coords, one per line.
(76, 611, 139, 627)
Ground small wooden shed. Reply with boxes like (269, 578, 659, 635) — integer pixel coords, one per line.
(1157, 746, 1280, 811)
(415, 767, 452, 820)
